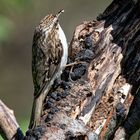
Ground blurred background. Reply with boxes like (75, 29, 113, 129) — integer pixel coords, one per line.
(0, 0, 137, 140)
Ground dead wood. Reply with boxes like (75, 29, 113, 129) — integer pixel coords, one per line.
(25, 0, 140, 139)
(0, 100, 24, 140)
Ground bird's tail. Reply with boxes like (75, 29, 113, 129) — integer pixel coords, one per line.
(29, 94, 45, 129)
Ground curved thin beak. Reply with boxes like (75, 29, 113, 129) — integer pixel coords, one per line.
(56, 9, 64, 18)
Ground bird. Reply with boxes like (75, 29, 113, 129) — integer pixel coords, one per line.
(29, 10, 68, 128)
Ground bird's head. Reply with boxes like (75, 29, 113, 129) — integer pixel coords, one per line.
(38, 9, 64, 32)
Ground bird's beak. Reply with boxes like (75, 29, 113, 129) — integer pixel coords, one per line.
(56, 9, 64, 19)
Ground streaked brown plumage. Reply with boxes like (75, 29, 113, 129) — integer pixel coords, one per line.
(29, 10, 68, 128)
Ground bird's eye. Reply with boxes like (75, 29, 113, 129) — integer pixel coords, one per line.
(56, 26, 59, 29)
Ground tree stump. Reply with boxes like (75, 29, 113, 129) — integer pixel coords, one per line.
(0, 0, 140, 140)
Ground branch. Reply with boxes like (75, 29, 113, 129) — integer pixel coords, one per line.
(0, 100, 24, 140)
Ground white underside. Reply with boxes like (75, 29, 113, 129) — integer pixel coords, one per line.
(58, 24, 68, 70)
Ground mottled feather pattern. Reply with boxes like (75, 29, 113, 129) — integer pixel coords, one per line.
(29, 10, 67, 128)
(39, 14, 55, 29)
(32, 20, 63, 97)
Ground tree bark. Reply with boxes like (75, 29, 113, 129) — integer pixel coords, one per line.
(0, 0, 140, 140)
(26, 0, 139, 139)
(0, 100, 24, 140)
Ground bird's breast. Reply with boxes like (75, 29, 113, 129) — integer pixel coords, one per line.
(58, 24, 68, 70)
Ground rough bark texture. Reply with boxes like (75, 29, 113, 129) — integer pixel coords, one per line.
(24, 0, 140, 140)
(0, 0, 140, 140)
(0, 100, 24, 140)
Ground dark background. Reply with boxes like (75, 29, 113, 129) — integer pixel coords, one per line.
(0, 0, 138, 139)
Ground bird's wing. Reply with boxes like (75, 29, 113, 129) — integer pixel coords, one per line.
(32, 28, 63, 97)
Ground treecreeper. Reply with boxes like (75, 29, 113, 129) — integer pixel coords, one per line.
(29, 10, 68, 128)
